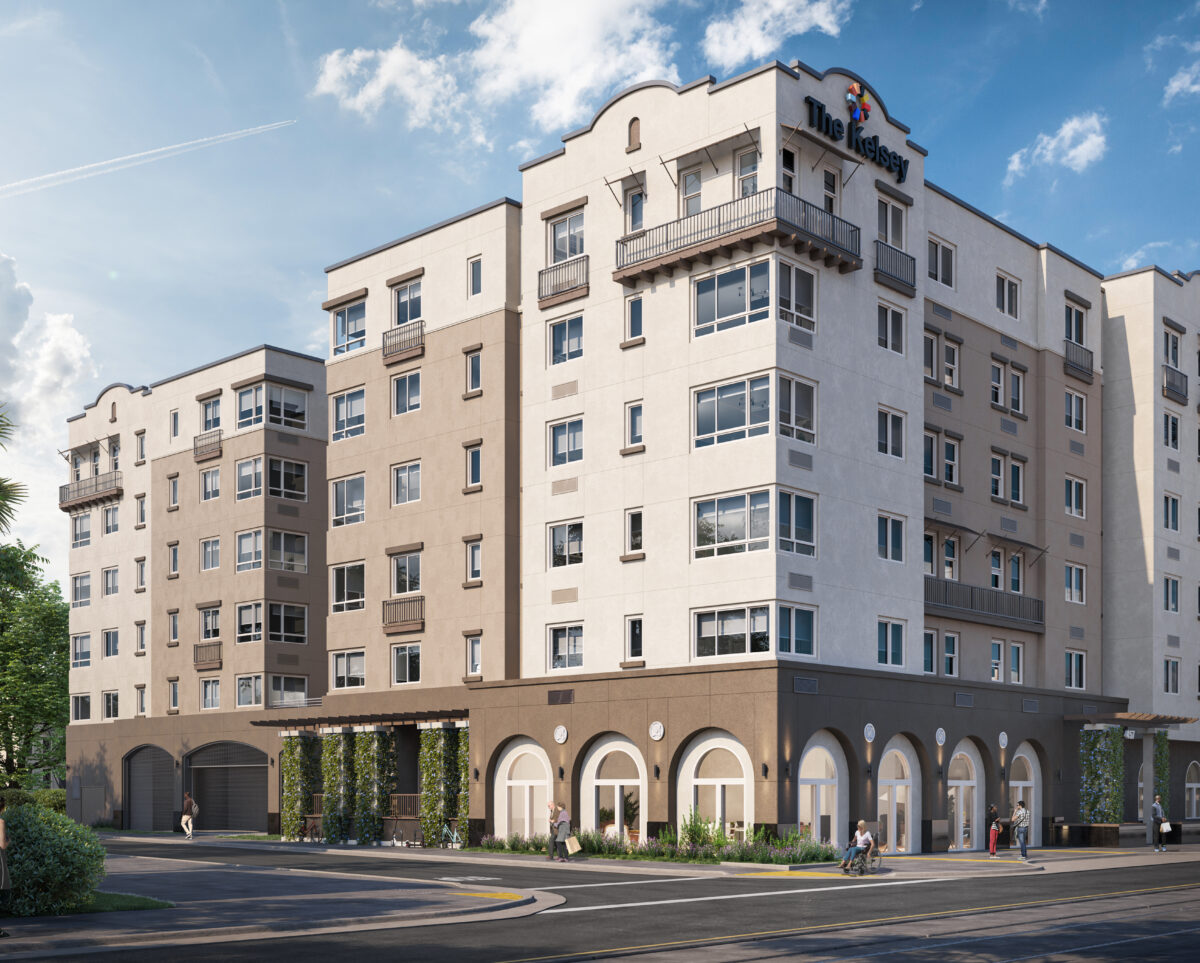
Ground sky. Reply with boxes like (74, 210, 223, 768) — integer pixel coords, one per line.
(2, 0, 1199, 587)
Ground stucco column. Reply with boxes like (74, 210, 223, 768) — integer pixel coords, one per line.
(1142, 732, 1155, 845)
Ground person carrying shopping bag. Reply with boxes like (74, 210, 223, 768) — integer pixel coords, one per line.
(554, 803, 572, 862)
(987, 802, 1000, 858)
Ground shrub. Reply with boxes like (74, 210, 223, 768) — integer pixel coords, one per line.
(31, 789, 67, 813)
(0, 788, 35, 810)
(3, 804, 106, 916)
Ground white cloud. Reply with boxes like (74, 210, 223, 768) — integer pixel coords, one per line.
(0, 10, 62, 37)
(1007, 0, 1047, 16)
(911, 1, 923, 10)
(701, 0, 852, 72)
(1119, 240, 1172, 271)
(1164, 61, 1200, 105)
(1003, 111, 1106, 187)
(1169, 142, 1184, 154)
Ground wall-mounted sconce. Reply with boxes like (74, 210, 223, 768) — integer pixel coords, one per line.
(936, 766, 943, 779)
(865, 764, 873, 779)
(654, 764, 660, 779)
(473, 767, 480, 782)
(270, 757, 275, 767)
(558, 766, 565, 780)
(785, 761, 791, 779)
(175, 759, 180, 769)
(761, 763, 769, 779)
(1000, 767, 1006, 780)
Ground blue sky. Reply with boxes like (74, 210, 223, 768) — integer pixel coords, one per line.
(2, 0, 1199, 584)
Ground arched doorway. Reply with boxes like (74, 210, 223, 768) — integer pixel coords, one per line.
(580, 735, 647, 841)
(796, 730, 848, 845)
(1008, 742, 1042, 848)
(125, 745, 175, 831)
(1186, 761, 1200, 819)
(877, 734, 921, 853)
(493, 738, 552, 839)
(186, 742, 267, 831)
(676, 730, 754, 841)
(947, 739, 984, 851)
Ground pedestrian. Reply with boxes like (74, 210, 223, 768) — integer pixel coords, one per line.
(545, 802, 558, 861)
(554, 802, 571, 862)
(987, 802, 1000, 858)
(839, 820, 873, 873)
(1151, 793, 1166, 852)
(0, 798, 11, 938)
(181, 791, 197, 840)
(1012, 799, 1030, 861)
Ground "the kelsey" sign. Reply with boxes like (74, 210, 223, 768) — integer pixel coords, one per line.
(804, 95, 909, 184)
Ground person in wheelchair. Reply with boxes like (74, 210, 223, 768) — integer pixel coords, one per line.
(839, 820, 873, 874)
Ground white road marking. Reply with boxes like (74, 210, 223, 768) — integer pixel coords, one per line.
(547, 876, 711, 890)
(437, 875, 502, 882)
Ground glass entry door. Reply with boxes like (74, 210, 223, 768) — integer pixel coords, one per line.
(877, 751, 911, 853)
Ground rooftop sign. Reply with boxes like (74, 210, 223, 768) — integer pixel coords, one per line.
(804, 92, 909, 184)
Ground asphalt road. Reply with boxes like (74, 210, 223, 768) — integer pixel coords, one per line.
(98, 842, 1200, 962)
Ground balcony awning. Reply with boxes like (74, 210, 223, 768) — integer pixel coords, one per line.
(662, 126, 760, 173)
(1063, 711, 1197, 728)
(986, 531, 1049, 564)
(924, 517, 979, 537)
(780, 124, 864, 178)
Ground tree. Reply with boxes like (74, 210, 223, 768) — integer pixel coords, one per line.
(0, 543, 69, 787)
(0, 403, 27, 534)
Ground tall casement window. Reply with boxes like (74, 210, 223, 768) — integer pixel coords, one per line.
(238, 385, 263, 427)
(877, 197, 903, 248)
(822, 168, 838, 213)
(102, 505, 118, 534)
(465, 445, 481, 487)
(680, 168, 701, 216)
(695, 605, 769, 658)
(924, 532, 935, 575)
(943, 633, 958, 676)
(625, 509, 642, 554)
(550, 315, 583, 364)
(393, 644, 421, 685)
(1164, 575, 1180, 613)
(626, 617, 643, 660)
(201, 397, 221, 431)
(333, 300, 366, 355)
(1164, 411, 1180, 450)
(694, 376, 769, 447)
(200, 679, 220, 709)
(736, 149, 758, 196)
(549, 521, 583, 568)
(236, 529, 263, 572)
(778, 261, 815, 330)
(1008, 553, 1024, 594)
(694, 261, 769, 337)
(550, 624, 584, 670)
(72, 513, 91, 548)
(167, 543, 179, 575)
(101, 566, 118, 596)
(135, 494, 146, 525)
(1066, 476, 1087, 518)
(393, 461, 420, 505)
(466, 540, 482, 581)
(778, 375, 815, 444)
(778, 490, 816, 557)
(1065, 303, 1085, 346)
(333, 651, 366, 689)
(268, 458, 307, 500)
(468, 256, 482, 296)
(877, 407, 904, 458)
(168, 476, 179, 508)
(990, 641, 1003, 682)
(393, 369, 421, 415)
(1065, 650, 1085, 690)
(200, 607, 220, 641)
(693, 491, 768, 558)
(923, 630, 936, 674)
(169, 409, 179, 439)
(943, 438, 960, 485)
(1164, 492, 1180, 531)
(103, 691, 119, 719)
(625, 186, 644, 233)
(201, 468, 220, 501)
(550, 211, 584, 264)
(1065, 390, 1086, 432)
(927, 237, 954, 287)
(465, 349, 481, 393)
(332, 563, 365, 613)
(996, 272, 1019, 319)
(135, 430, 146, 461)
(332, 388, 366, 441)
(1065, 563, 1085, 604)
(626, 402, 643, 447)
(1164, 658, 1180, 694)
(1165, 327, 1181, 369)
(877, 303, 903, 354)
(468, 636, 482, 676)
(332, 476, 366, 527)
(236, 456, 263, 500)
(550, 418, 584, 466)
(780, 148, 797, 193)
(626, 296, 643, 340)
(267, 385, 307, 429)
(392, 551, 421, 594)
(102, 628, 119, 657)
(877, 513, 904, 562)
(200, 537, 220, 571)
(778, 605, 815, 657)
(877, 619, 904, 667)
(395, 280, 421, 327)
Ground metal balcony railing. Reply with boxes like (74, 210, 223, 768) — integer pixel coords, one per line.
(1163, 364, 1188, 405)
(382, 595, 425, 629)
(874, 240, 916, 289)
(59, 471, 122, 510)
(615, 188, 860, 271)
(1063, 339, 1094, 381)
(538, 255, 589, 301)
(383, 320, 425, 361)
(925, 576, 1044, 629)
(388, 794, 421, 819)
(268, 694, 322, 709)
(193, 428, 222, 460)
(193, 641, 222, 668)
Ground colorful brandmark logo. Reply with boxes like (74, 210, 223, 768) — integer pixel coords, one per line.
(845, 82, 871, 123)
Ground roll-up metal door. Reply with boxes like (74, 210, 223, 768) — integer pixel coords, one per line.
(126, 745, 175, 831)
(187, 742, 267, 832)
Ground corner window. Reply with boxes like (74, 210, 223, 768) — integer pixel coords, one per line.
(394, 461, 421, 505)
(236, 456, 263, 500)
(236, 675, 263, 708)
(695, 376, 769, 448)
(778, 490, 815, 557)
(778, 261, 815, 331)
(333, 388, 366, 441)
(468, 256, 482, 296)
(236, 529, 263, 572)
(693, 491, 768, 558)
(550, 418, 584, 465)
(332, 476, 366, 527)
(393, 644, 421, 685)
(694, 261, 769, 337)
(268, 458, 307, 500)
(237, 385, 264, 428)
(333, 301, 366, 355)
(778, 604, 815, 657)
(778, 375, 815, 444)
(550, 624, 584, 670)
(393, 370, 421, 415)
(236, 602, 263, 644)
(550, 316, 583, 364)
(267, 385, 307, 430)
(550, 521, 583, 568)
(269, 603, 307, 643)
(268, 531, 307, 573)
(333, 651, 365, 689)
(695, 605, 769, 658)
(550, 212, 584, 264)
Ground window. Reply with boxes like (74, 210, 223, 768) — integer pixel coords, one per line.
(877, 197, 903, 247)
(550, 418, 584, 465)
(736, 149, 758, 196)
(238, 385, 263, 428)
(392, 551, 421, 594)
(136, 431, 146, 461)
(778, 260, 815, 330)
(267, 385, 307, 429)
(237, 675, 263, 707)
(996, 272, 1019, 318)
(627, 403, 643, 446)
(200, 607, 220, 640)
(467, 637, 482, 675)
(395, 280, 421, 326)
(1009, 369, 1025, 414)
(269, 603, 307, 643)
(923, 433, 936, 478)
(392, 644, 421, 685)
(135, 494, 146, 526)
(270, 675, 308, 707)
(694, 262, 769, 337)
(877, 619, 904, 666)
(136, 686, 146, 715)
(877, 303, 903, 354)
(201, 467, 220, 501)
(623, 617, 643, 660)
(943, 439, 959, 485)
(1009, 553, 1024, 594)
(990, 363, 1003, 406)
(392, 370, 421, 415)
(466, 350, 481, 392)
(1010, 641, 1024, 685)
(236, 603, 263, 643)
(102, 567, 118, 596)
(781, 148, 796, 193)
(168, 543, 179, 575)
(943, 342, 959, 388)
(71, 634, 91, 668)
(268, 458, 306, 500)
(550, 522, 583, 567)
(626, 509, 643, 553)
(927, 237, 954, 287)
(201, 678, 220, 709)
(72, 513, 91, 548)
(1164, 492, 1180, 531)
(991, 641, 1003, 682)
(696, 605, 769, 658)
(333, 388, 366, 441)
(1065, 304, 1085, 345)
(72, 453, 81, 482)
(333, 651, 366, 689)
(1165, 657, 1180, 694)
(466, 540, 482, 581)
(1165, 328, 1180, 369)
(943, 633, 958, 677)
(1010, 460, 1025, 504)
(877, 513, 904, 562)
(877, 408, 904, 458)
(168, 681, 178, 711)
(680, 167, 701, 216)
(943, 536, 959, 580)
(694, 491, 768, 557)
(465, 445, 481, 487)
(71, 573, 91, 608)
(550, 624, 584, 669)
(136, 622, 146, 652)
(1065, 390, 1086, 432)
(169, 409, 179, 438)
(201, 537, 220, 571)
(202, 397, 221, 431)
(236, 529, 263, 572)
(333, 300, 366, 355)
(393, 461, 421, 505)
(625, 187, 644, 233)
(924, 532, 935, 575)
(822, 168, 838, 213)
(332, 476, 365, 527)
(168, 476, 179, 508)
(91, 448, 100, 476)
(1065, 563, 1086, 604)
(551, 212, 584, 264)
(103, 505, 118, 534)
(695, 376, 769, 448)
(268, 531, 307, 573)
(72, 694, 91, 721)
(778, 375, 815, 444)
(1164, 575, 1180, 613)
(103, 691, 119, 719)
(923, 630, 936, 674)
(778, 490, 815, 557)
(468, 256, 482, 296)
(778, 604, 815, 657)
(1065, 650, 1085, 690)
(1066, 477, 1086, 518)
(550, 316, 583, 364)
(626, 296, 643, 339)
(236, 456, 263, 500)
(1164, 411, 1179, 450)
(168, 611, 179, 643)
(110, 441, 119, 471)
(923, 333, 936, 380)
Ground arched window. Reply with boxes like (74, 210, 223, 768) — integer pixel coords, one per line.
(947, 753, 976, 850)
(676, 729, 753, 841)
(797, 735, 845, 845)
(493, 738, 552, 839)
(1185, 761, 1200, 819)
(628, 117, 640, 151)
(110, 402, 117, 422)
(1008, 742, 1042, 848)
(580, 735, 647, 841)
(877, 750, 912, 853)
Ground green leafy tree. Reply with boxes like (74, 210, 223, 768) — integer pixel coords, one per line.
(0, 543, 69, 787)
(0, 403, 27, 534)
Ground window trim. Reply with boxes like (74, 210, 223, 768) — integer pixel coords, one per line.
(393, 460, 421, 506)
(332, 649, 367, 689)
(331, 475, 366, 528)
(391, 642, 421, 686)
(693, 604, 771, 660)
(549, 520, 584, 569)
(694, 373, 770, 448)
(235, 673, 264, 708)
(876, 617, 905, 667)
(549, 623, 584, 672)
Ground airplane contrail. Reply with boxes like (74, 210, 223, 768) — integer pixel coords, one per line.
(0, 120, 297, 200)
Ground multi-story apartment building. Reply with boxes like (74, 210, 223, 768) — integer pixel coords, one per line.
(64, 346, 327, 830)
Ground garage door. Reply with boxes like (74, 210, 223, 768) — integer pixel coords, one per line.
(126, 745, 175, 831)
(187, 742, 267, 832)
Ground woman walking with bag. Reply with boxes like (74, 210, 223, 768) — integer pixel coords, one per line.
(554, 803, 571, 862)
(987, 803, 1000, 858)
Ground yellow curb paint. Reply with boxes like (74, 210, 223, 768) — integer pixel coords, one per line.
(461, 892, 523, 900)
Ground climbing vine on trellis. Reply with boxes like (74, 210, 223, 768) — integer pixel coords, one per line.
(1155, 730, 1171, 817)
(321, 730, 355, 843)
(280, 734, 321, 840)
(419, 727, 462, 845)
(1079, 726, 1124, 823)
(354, 729, 396, 845)
(457, 727, 470, 829)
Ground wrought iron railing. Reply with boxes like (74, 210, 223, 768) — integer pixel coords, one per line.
(925, 576, 1044, 627)
(388, 794, 421, 819)
(1163, 364, 1188, 404)
(193, 429, 222, 459)
(538, 255, 589, 300)
(59, 471, 122, 507)
(383, 595, 425, 627)
(383, 320, 425, 360)
(1063, 339, 1093, 379)
(874, 240, 916, 288)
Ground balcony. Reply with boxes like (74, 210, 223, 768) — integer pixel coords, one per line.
(382, 320, 425, 365)
(925, 576, 1044, 633)
(383, 595, 425, 634)
(613, 188, 861, 284)
(1063, 339, 1094, 384)
(1163, 364, 1188, 405)
(193, 641, 222, 670)
(873, 240, 916, 297)
(193, 428, 222, 462)
(58, 471, 122, 512)
(268, 695, 323, 709)
(538, 255, 589, 308)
